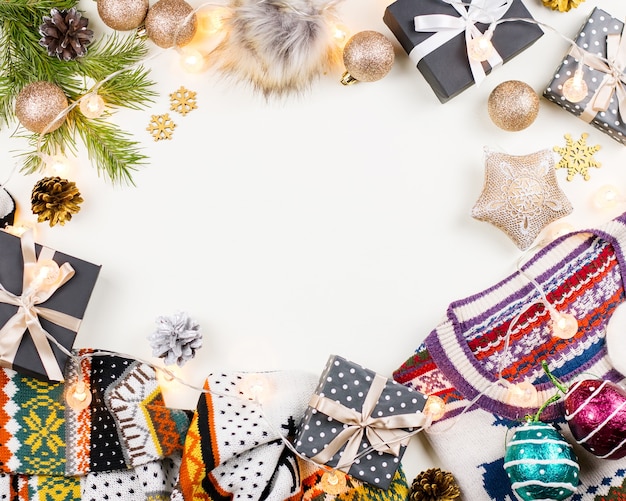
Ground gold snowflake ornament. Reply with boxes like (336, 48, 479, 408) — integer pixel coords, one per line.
(472, 149, 573, 250)
(147, 114, 176, 141)
(170, 86, 197, 116)
(554, 133, 601, 181)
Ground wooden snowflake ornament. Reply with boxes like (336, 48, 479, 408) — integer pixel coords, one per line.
(554, 133, 601, 181)
(146, 113, 176, 141)
(170, 86, 197, 116)
(472, 149, 573, 250)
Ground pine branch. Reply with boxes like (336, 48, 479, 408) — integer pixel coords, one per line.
(0, 0, 75, 18)
(73, 33, 151, 81)
(74, 114, 146, 185)
(98, 67, 156, 110)
(0, 1, 157, 184)
(17, 120, 78, 174)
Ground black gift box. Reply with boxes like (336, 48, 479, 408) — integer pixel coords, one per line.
(543, 7, 626, 146)
(0, 231, 101, 380)
(294, 354, 428, 489)
(383, 0, 544, 103)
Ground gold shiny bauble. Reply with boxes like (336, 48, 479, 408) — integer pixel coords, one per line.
(144, 0, 197, 48)
(15, 81, 68, 134)
(487, 80, 540, 132)
(341, 30, 395, 84)
(98, 0, 149, 31)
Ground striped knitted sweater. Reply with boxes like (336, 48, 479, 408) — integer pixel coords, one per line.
(394, 212, 626, 500)
(0, 351, 190, 500)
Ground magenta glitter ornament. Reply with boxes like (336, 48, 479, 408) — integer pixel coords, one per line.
(564, 379, 626, 459)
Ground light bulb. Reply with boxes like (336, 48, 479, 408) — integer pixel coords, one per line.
(156, 365, 180, 389)
(547, 221, 574, 241)
(180, 48, 205, 73)
(505, 381, 538, 408)
(593, 184, 622, 210)
(32, 259, 60, 287)
(3, 221, 35, 237)
(551, 311, 578, 339)
(79, 93, 106, 119)
(239, 374, 271, 402)
(562, 69, 588, 103)
(45, 153, 71, 176)
(65, 379, 92, 411)
(331, 22, 350, 47)
(467, 33, 494, 62)
(197, 6, 229, 35)
(424, 395, 446, 421)
(320, 470, 347, 494)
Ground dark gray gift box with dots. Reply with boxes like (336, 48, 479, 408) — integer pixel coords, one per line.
(544, 7, 626, 146)
(294, 354, 428, 490)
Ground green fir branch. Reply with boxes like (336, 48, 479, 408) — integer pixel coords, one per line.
(17, 119, 78, 174)
(0, 0, 156, 184)
(0, 0, 75, 19)
(97, 67, 156, 110)
(74, 114, 146, 185)
(73, 32, 151, 81)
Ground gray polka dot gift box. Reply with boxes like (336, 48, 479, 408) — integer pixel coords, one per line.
(294, 354, 429, 490)
(544, 7, 626, 146)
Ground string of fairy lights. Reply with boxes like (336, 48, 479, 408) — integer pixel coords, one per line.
(2, 0, 626, 497)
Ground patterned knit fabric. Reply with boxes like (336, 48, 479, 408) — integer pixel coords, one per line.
(394, 212, 626, 500)
(173, 370, 409, 500)
(0, 350, 190, 500)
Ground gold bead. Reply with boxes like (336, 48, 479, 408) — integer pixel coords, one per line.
(15, 81, 68, 134)
(144, 0, 197, 48)
(487, 80, 539, 132)
(342, 30, 394, 84)
(97, 0, 149, 31)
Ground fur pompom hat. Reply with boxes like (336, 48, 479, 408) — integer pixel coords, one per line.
(210, 0, 343, 97)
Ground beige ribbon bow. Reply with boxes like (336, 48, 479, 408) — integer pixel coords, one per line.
(0, 231, 80, 381)
(309, 373, 428, 472)
(577, 32, 626, 122)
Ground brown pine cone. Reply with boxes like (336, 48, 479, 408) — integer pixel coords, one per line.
(39, 7, 94, 61)
(31, 176, 83, 227)
(541, 0, 585, 12)
(409, 468, 461, 501)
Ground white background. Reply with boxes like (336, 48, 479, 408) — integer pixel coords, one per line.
(2, 0, 626, 490)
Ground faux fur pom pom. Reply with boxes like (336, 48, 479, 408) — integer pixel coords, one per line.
(211, 0, 343, 97)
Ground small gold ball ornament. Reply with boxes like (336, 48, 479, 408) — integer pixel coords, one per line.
(97, 0, 149, 31)
(488, 80, 540, 132)
(341, 30, 395, 85)
(144, 0, 197, 48)
(15, 81, 68, 134)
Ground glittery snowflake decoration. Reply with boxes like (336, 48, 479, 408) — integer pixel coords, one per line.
(148, 311, 202, 367)
(553, 133, 601, 181)
(146, 113, 176, 141)
(472, 149, 573, 250)
(170, 86, 197, 116)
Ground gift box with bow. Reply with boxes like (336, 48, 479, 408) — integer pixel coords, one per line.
(544, 7, 626, 146)
(173, 370, 410, 500)
(293, 355, 429, 490)
(0, 230, 100, 381)
(383, 0, 543, 103)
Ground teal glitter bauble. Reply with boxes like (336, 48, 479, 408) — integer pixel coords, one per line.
(504, 422, 579, 501)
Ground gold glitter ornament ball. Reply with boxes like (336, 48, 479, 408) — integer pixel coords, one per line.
(15, 81, 68, 134)
(144, 0, 197, 48)
(98, 0, 149, 31)
(341, 30, 395, 85)
(488, 80, 540, 132)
